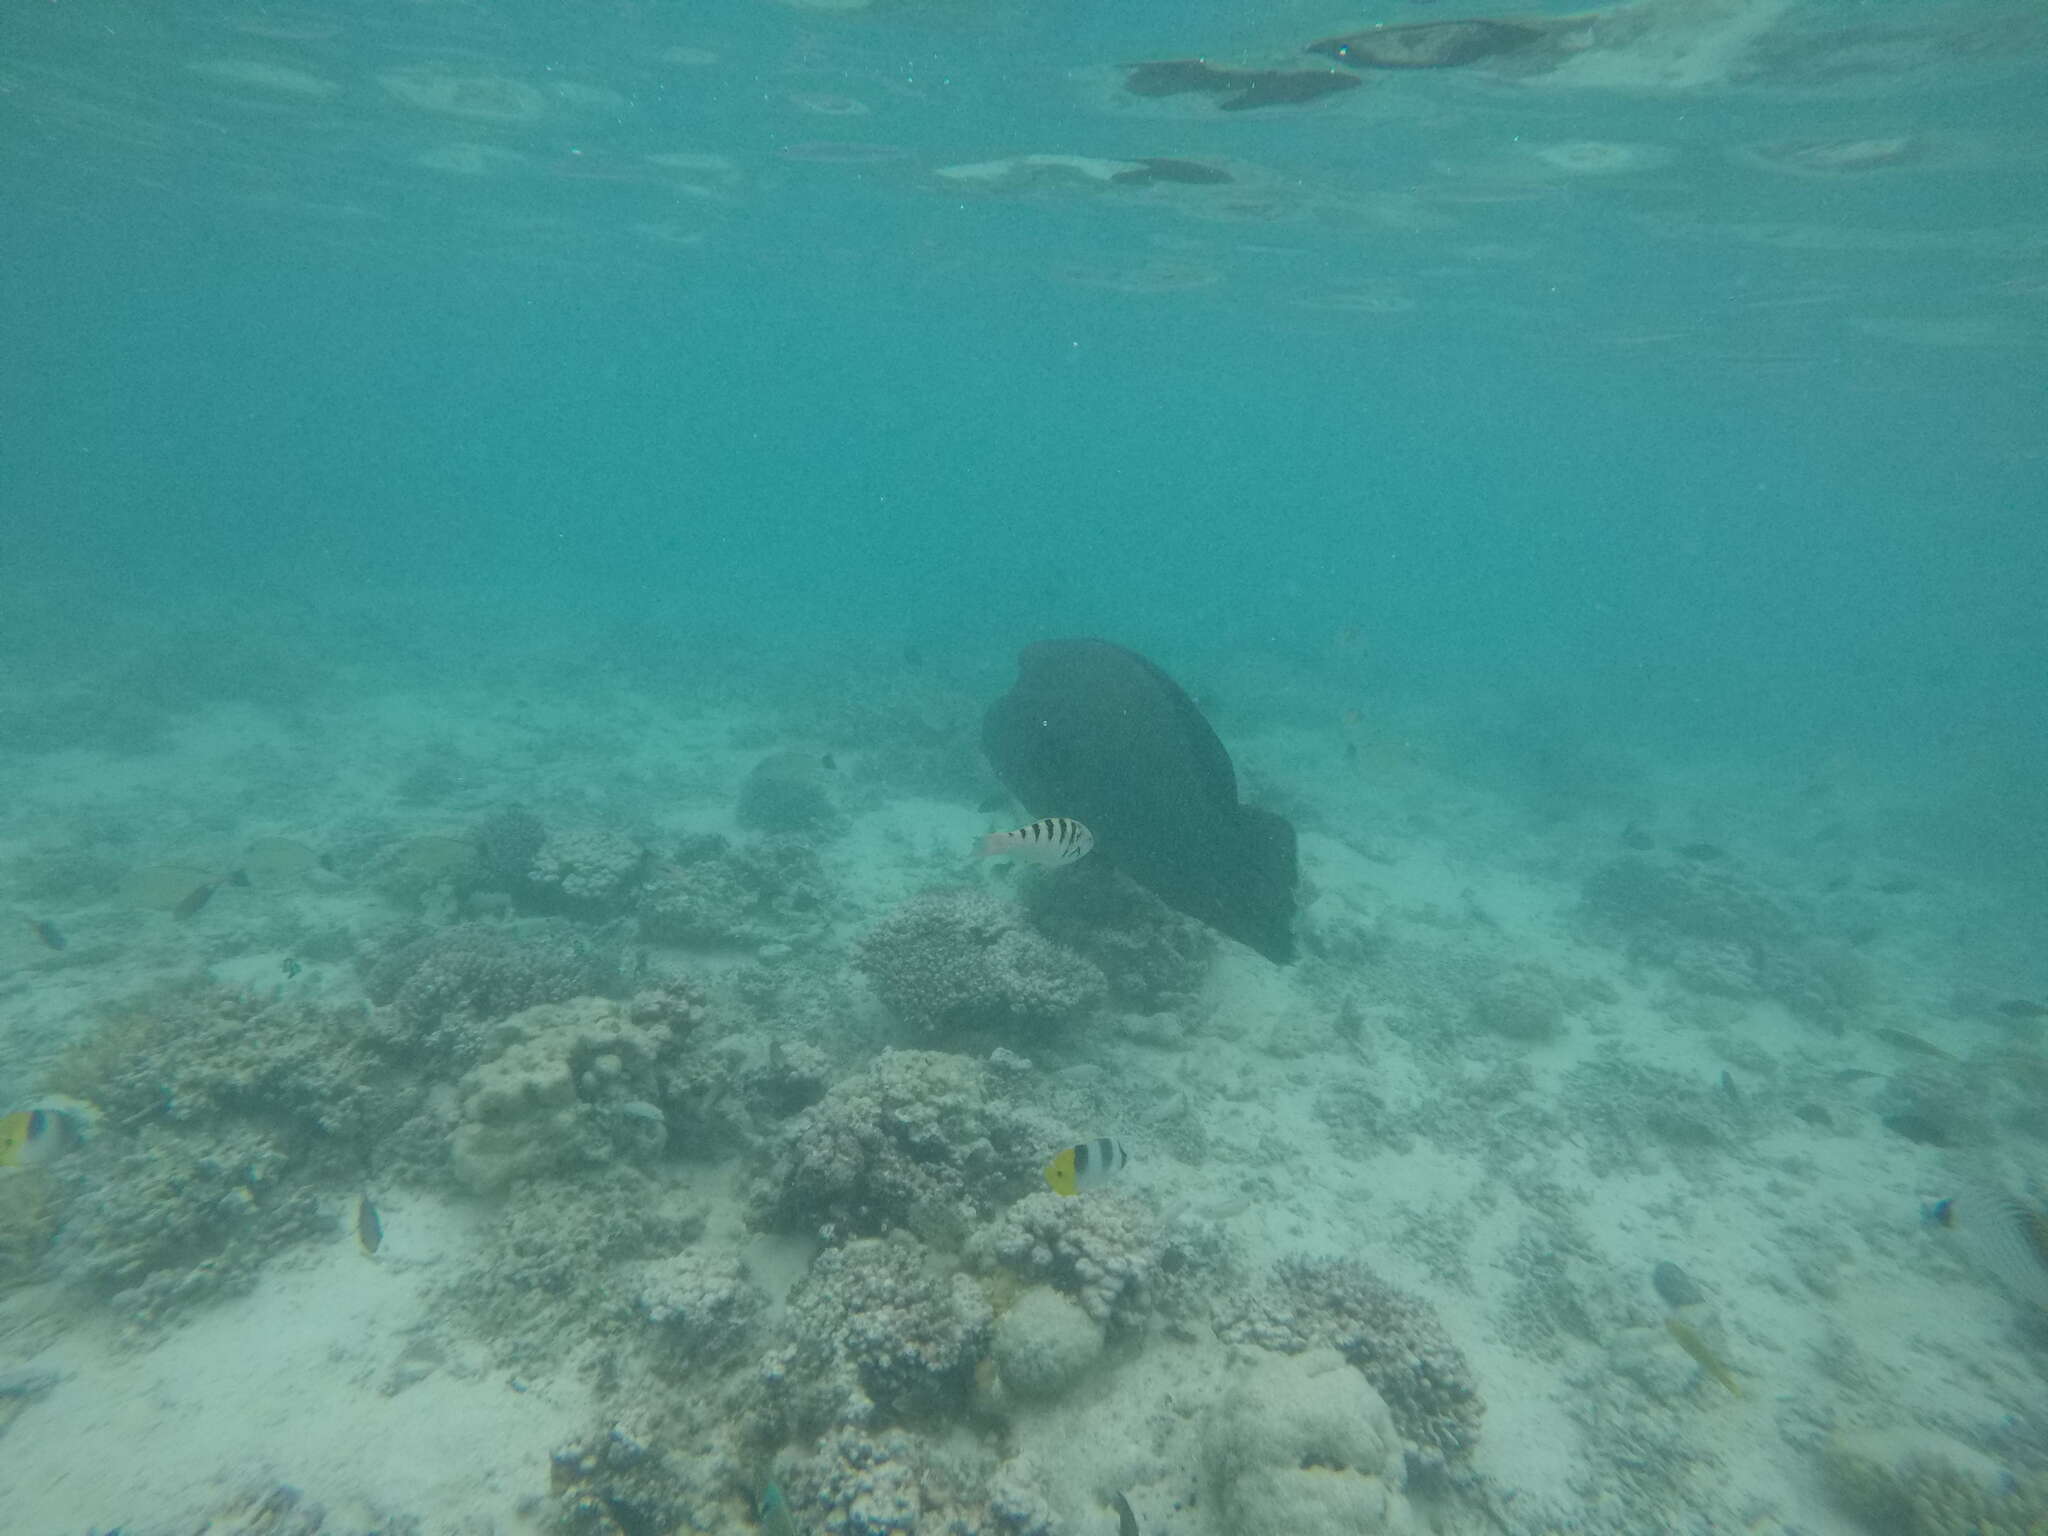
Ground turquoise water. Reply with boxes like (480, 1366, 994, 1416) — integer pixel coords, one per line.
(2, 3, 2046, 1533)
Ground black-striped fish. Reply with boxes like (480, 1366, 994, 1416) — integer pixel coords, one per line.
(1043, 1137, 1128, 1197)
(976, 817, 1094, 866)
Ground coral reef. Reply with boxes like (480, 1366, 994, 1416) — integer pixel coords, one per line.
(855, 888, 1104, 1035)
(0, 1172, 60, 1291)
(527, 824, 648, 916)
(737, 750, 840, 835)
(748, 1050, 1060, 1241)
(1019, 861, 1213, 1015)
(363, 918, 624, 1052)
(989, 1283, 1103, 1402)
(46, 981, 451, 1182)
(1873, 1064, 1995, 1149)
(1216, 1255, 1483, 1469)
(449, 993, 698, 1193)
(1469, 966, 1567, 1041)
(1581, 856, 1873, 1025)
(1204, 1347, 1414, 1536)
(52, 1125, 334, 1327)
(1556, 1056, 1746, 1174)
(1822, 1425, 2046, 1535)
(759, 1232, 993, 1436)
(632, 1249, 766, 1368)
(444, 1169, 704, 1365)
(475, 805, 547, 888)
(637, 834, 834, 951)
(965, 1189, 1163, 1329)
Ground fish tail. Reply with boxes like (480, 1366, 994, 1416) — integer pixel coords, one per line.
(974, 833, 1005, 858)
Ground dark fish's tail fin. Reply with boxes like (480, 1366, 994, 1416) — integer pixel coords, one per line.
(1235, 807, 1300, 963)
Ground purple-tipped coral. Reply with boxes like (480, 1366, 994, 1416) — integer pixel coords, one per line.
(855, 888, 1105, 1033)
(1216, 1254, 1483, 1468)
(747, 1050, 1060, 1240)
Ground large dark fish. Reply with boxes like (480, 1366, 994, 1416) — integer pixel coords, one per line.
(982, 639, 1298, 963)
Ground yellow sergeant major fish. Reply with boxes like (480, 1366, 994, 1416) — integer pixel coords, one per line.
(976, 817, 1094, 867)
(1044, 1138, 1128, 1197)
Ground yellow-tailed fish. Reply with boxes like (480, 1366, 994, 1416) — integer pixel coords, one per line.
(356, 1194, 384, 1256)
(977, 817, 1094, 867)
(1043, 1137, 1128, 1197)
(1665, 1318, 1743, 1396)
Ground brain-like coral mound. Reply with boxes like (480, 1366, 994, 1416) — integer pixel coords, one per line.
(1204, 1347, 1414, 1536)
(966, 1189, 1163, 1328)
(450, 993, 700, 1192)
(1216, 1255, 1482, 1469)
(364, 919, 623, 1051)
(856, 888, 1105, 1033)
(748, 1050, 1060, 1240)
(761, 1232, 993, 1434)
(991, 1283, 1103, 1401)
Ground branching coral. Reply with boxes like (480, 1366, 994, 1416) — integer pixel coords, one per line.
(1217, 1254, 1483, 1469)
(855, 888, 1104, 1034)
(759, 1232, 993, 1436)
(965, 1189, 1162, 1329)
(363, 918, 623, 1053)
(1020, 861, 1213, 1015)
(747, 1050, 1060, 1241)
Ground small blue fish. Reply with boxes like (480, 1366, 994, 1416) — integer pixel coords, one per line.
(27, 918, 65, 951)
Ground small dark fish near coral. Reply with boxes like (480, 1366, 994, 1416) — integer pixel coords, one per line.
(1652, 1260, 1704, 1308)
(1109, 157, 1233, 187)
(26, 918, 65, 951)
(1112, 1491, 1140, 1536)
(355, 1194, 383, 1256)
(1997, 999, 2048, 1020)
(1308, 18, 1543, 70)
(1619, 821, 1655, 851)
(1675, 842, 1727, 862)
(820, 753, 837, 771)
(1872, 1026, 1956, 1062)
(1121, 58, 1359, 111)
